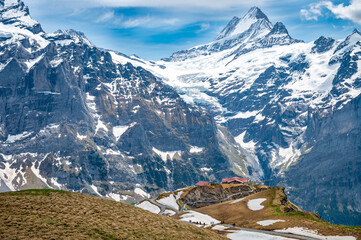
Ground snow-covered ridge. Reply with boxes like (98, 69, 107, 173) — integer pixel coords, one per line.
(46, 29, 93, 47)
(0, 0, 41, 33)
(112, 7, 361, 185)
(216, 7, 271, 41)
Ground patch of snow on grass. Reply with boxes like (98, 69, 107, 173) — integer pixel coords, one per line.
(136, 201, 160, 214)
(179, 210, 220, 227)
(175, 191, 183, 200)
(227, 230, 292, 240)
(163, 209, 176, 216)
(247, 198, 267, 211)
(157, 194, 179, 211)
(275, 227, 356, 240)
(257, 220, 285, 226)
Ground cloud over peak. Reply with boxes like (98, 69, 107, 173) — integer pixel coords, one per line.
(301, 0, 361, 25)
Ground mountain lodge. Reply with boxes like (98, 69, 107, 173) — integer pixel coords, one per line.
(222, 177, 248, 184)
(195, 181, 210, 186)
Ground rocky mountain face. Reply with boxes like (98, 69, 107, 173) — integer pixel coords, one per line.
(1, 0, 360, 225)
(180, 184, 258, 208)
(0, 0, 256, 201)
(123, 8, 361, 225)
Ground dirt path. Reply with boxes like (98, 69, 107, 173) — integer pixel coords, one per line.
(222, 224, 318, 240)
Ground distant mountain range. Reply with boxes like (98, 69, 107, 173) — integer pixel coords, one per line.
(0, 0, 360, 225)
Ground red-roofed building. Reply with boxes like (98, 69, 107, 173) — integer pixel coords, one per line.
(222, 177, 248, 184)
(195, 181, 210, 186)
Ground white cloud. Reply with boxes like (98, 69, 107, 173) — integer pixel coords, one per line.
(95, 11, 115, 23)
(103, 0, 266, 9)
(119, 15, 180, 29)
(196, 23, 211, 33)
(24, 0, 267, 10)
(301, 0, 361, 25)
(121, 16, 152, 28)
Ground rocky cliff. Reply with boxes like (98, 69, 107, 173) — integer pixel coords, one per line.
(0, 0, 254, 201)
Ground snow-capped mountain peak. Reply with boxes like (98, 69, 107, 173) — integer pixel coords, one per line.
(244, 6, 270, 21)
(267, 22, 288, 36)
(46, 29, 93, 47)
(215, 6, 272, 41)
(352, 28, 361, 35)
(0, 0, 42, 34)
(0, 0, 20, 9)
(165, 7, 275, 61)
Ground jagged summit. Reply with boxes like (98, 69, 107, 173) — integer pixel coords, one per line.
(245, 6, 269, 21)
(311, 35, 335, 53)
(54, 29, 86, 36)
(46, 29, 93, 46)
(0, 0, 21, 9)
(268, 22, 288, 35)
(352, 28, 361, 35)
(215, 6, 272, 41)
(166, 7, 301, 62)
(0, 0, 43, 34)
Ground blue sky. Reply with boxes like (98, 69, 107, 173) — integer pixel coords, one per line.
(23, 0, 360, 60)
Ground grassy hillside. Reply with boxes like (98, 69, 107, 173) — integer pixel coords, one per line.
(0, 189, 225, 240)
(194, 187, 361, 239)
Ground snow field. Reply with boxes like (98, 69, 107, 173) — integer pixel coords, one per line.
(136, 201, 160, 214)
(156, 194, 179, 211)
(227, 230, 294, 240)
(275, 227, 356, 240)
(179, 210, 220, 227)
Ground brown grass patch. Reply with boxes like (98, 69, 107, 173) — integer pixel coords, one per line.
(0, 189, 226, 240)
(195, 188, 361, 239)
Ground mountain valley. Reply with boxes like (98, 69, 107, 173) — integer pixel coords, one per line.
(0, 0, 360, 227)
